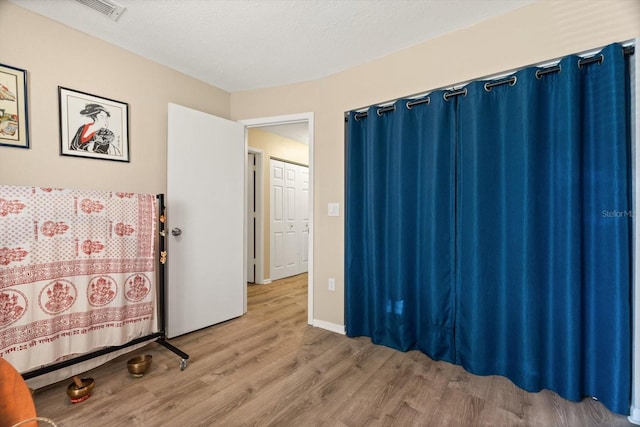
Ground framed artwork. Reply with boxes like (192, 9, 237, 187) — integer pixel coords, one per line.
(0, 64, 29, 149)
(58, 86, 129, 162)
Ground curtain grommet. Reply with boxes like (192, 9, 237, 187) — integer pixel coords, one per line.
(443, 88, 467, 101)
(484, 76, 517, 92)
(406, 97, 430, 110)
(376, 105, 396, 116)
(353, 111, 368, 121)
(535, 65, 561, 80)
(578, 54, 604, 69)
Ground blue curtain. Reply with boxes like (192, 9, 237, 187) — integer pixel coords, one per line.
(456, 43, 631, 414)
(345, 92, 456, 361)
(345, 43, 632, 415)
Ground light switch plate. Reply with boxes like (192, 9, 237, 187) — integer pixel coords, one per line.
(328, 202, 340, 217)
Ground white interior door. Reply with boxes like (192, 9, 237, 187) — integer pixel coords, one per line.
(167, 103, 245, 338)
(247, 153, 256, 283)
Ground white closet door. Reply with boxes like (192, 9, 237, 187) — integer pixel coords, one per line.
(283, 162, 299, 275)
(270, 159, 286, 280)
(270, 159, 308, 281)
(298, 166, 309, 273)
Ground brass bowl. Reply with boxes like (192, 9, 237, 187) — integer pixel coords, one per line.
(66, 377, 95, 401)
(127, 354, 152, 377)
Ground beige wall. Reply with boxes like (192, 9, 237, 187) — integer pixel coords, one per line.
(247, 128, 309, 280)
(0, 1, 232, 387)
(0, 1, 230, 195)
(1, 0, 639, 328)
(230, 0, 640, 326)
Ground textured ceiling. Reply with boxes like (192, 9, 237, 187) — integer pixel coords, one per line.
(259, 122, 309, 144)
(9, 0, 534, 93)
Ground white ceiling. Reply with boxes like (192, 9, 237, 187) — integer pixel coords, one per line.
(9, 0, 535, 93)
(10, 0, 534, 144)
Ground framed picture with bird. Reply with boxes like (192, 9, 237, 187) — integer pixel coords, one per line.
(0, 63, 29, 149)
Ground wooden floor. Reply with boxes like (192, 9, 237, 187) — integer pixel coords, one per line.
(33, 274, 632, 426)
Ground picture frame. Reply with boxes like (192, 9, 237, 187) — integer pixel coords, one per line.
(58, 86, 129, 162)
(0, 64, 29, 149)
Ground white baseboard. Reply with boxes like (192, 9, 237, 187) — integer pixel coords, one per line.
(312, 319, 345, 335)
(629, 406, 640, 425)
(262, 279, 271, 285)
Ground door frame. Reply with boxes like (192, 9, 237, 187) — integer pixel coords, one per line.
(240, 113, 314, 325)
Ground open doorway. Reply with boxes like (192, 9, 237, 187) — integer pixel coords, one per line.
(241, 113, 314, 325)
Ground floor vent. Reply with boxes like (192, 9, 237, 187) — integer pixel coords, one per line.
(75, 0, 125, 21)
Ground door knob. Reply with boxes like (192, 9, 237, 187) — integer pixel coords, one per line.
(171, 227, 182, 236)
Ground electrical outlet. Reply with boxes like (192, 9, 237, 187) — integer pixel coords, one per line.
(328, 278, 335, 291)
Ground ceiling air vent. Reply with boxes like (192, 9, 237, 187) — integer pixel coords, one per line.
(75, 0, 126, 21)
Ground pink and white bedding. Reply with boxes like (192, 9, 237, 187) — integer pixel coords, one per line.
(0, 185, 156, 373)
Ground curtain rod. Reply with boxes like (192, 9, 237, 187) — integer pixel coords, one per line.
(346, 43, 635, 121)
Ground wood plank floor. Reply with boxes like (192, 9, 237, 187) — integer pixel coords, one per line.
(33, 274, 632, 426)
